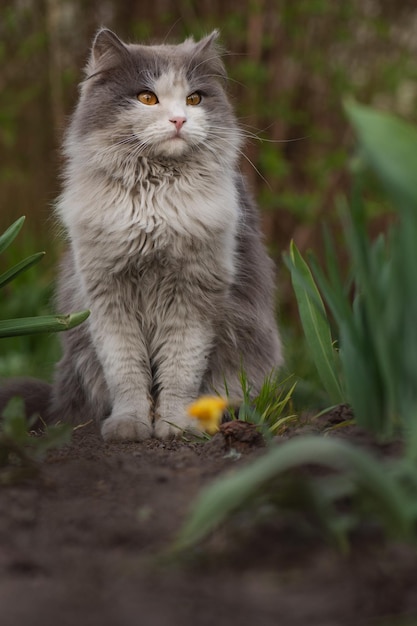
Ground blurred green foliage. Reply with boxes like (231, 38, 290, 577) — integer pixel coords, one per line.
(289, 103, 417, 438)
(0, 217, 89, 380)
(0, 226, 60, 380)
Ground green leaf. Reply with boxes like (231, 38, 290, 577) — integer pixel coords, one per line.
(0, 251, 45, 288)
(0, 310, 90, 338)
(285, 240, 344, 404)
(339, 320, 386, 433)
(344, 100, 417, 212)
(0, 216, 25, 255)
(308, 212, 355, 332)
(173, 436, 412, 552)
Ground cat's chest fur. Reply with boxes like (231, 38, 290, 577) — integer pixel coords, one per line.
(60, 156, 239, 278)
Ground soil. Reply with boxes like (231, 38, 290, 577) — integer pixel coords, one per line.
(1, 410, 417, 626)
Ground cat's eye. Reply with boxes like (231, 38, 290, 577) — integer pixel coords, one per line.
(186, 92, 202, 106)
(137, 91, 159, 106)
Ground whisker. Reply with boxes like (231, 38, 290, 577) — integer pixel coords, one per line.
(208, 126, 308, 144)
(237, 149, 271, 190)
(204, 140, 271, 190)
(162, 18, 183, 44)
(197, 73, 248, 89)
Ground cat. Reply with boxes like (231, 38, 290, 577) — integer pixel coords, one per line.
(1, 28, 283, 441)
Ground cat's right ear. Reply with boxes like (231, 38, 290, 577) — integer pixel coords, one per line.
(86, 28, 128, 73)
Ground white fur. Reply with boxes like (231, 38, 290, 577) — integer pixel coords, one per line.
(60, 153, 239, 275)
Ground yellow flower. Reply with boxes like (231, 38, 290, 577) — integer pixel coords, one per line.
(187, 396, 228, 434)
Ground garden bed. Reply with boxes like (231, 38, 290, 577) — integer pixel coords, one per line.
(1, 413, 416, 626)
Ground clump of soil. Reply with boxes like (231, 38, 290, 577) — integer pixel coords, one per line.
(219, 419, 265, 452)
(0, 412, 416, 626)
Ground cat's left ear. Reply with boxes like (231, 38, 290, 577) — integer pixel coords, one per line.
(86, 28, 129, 74)
(192, 30, 226, 79)
(92, 29, 127, 62)
(194, 30, 220, 55)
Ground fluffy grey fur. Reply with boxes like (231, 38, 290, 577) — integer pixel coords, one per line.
(2, 29, 283, 440)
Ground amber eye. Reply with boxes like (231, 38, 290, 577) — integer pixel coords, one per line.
(186, 92, 202, 106)
(137, 91, 159, 105)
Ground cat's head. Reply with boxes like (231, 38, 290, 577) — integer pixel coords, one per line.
(68, 29, 240, 170)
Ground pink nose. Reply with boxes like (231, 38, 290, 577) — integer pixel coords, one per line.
(170, 117, 186, 131)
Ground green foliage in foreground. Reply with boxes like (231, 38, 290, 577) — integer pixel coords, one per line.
(0, 397, 72, 484)
(0, 216, 89, 338)
(172, 103, 417, 554)
(172, 436, 417, 554)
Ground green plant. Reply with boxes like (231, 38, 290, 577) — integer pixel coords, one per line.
(343, 101, 417, 439)
(189, 370, 297, 440)
(0, 397, 72, 484)
(284, 240, 346, 408)
(285, 102, 417, 439)
(0, 216, 90, 481)
(0, 229, 59, 378)
(0, 216, 89, 337)
(236, 369, 297, 438)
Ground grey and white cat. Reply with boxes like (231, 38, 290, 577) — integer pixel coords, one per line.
(3, 29, 283, 441)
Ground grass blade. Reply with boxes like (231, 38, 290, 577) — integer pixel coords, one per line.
(0, 310, 90, 338)
(344, 100, 417, 212)
(0, 251, 46, 288)
(285, 240, 344, 404)
(173, 436, 412, 552)
(0, 216, 25, 255)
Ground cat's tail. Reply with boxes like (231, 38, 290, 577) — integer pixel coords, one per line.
(0, 378, 52, 427)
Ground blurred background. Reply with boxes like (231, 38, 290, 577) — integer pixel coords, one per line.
(1, 0, 417, 396)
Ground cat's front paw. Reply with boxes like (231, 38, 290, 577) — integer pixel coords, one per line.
(101, 413, 152, 442)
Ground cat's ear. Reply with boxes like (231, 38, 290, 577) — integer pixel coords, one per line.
(87, 28, 128, 72)
(192, 30, 226, 80)
(194, 30, 220, 55)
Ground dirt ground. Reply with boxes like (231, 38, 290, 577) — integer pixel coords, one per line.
(1, 411, 417, 626)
